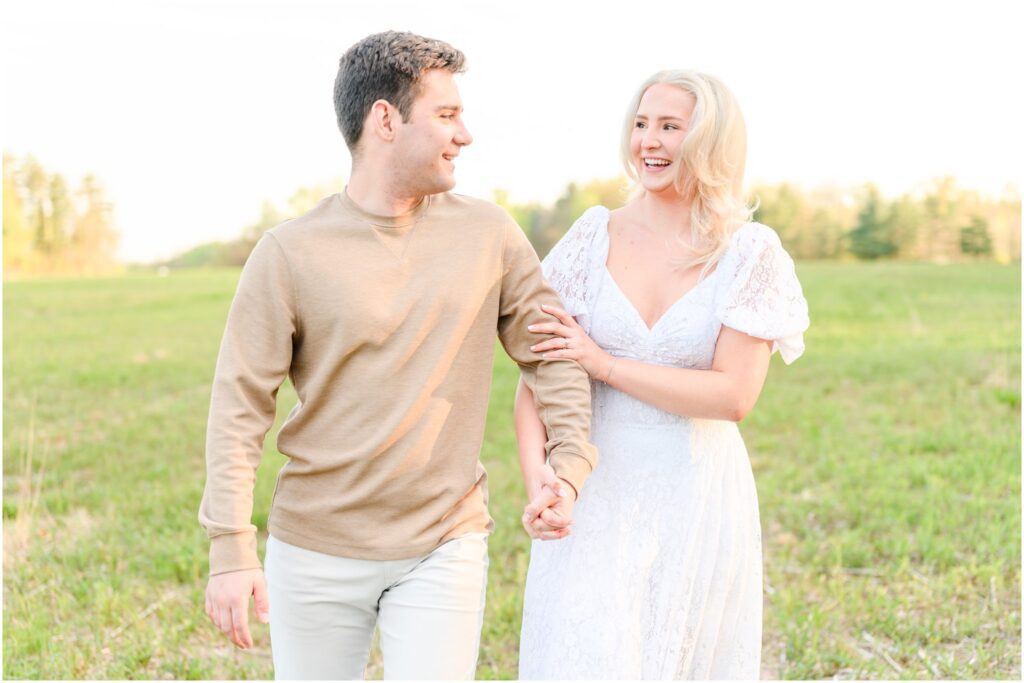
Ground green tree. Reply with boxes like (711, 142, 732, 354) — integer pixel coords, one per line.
(847, 185, 897, 259)
(164, 242, 233, 268)
(920, 177, 964, 262)
(2, 155, 120, 275)
(959, 216, 993, 257)
(48, 174, 73, 257)
(753, 183, 815, 258)
(498, 177, 628, 257)
(165, 179, 345, 268)
(887, 193, 924, 258)
(493, 189, 545, 250)
(21, 157, 51, 254)
(807, 186, 857, 260)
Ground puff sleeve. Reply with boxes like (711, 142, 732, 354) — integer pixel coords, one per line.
(714, 223, 810, 364)
(540, 206, 609, 334)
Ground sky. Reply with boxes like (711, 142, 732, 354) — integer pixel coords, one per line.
(3, 0, 1022, 263)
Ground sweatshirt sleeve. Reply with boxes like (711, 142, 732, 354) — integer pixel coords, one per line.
(198, 233, 298, 575)
(496, 215, 598, 497)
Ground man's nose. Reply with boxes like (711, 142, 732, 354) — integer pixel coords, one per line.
(455, 122, 473, 147)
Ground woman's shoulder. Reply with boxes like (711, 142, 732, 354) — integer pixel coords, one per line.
(541, 207, 611, 321)
(728, 221, 783, 251)
(576, 205, 612, 230)
(544, 206, 608, 265)
(557, 205, 611, 246)
(716, 221, 795, 281)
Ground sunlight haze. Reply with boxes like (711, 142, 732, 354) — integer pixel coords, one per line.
(3, 0, 1021, 262)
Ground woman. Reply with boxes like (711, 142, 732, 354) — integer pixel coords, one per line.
(516, 70, 810, 679)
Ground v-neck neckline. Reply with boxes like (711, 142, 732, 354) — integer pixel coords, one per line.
(599, 209, 720, 334)
(602, 264, 716, 334)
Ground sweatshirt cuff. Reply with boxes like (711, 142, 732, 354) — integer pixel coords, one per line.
(548, 449, 595, 500)
(209, 531, 262, 576)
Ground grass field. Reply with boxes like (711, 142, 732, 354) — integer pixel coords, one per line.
(3, 261, 1021, 679)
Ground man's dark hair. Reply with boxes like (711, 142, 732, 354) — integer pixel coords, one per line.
(334, 31, 466, 153)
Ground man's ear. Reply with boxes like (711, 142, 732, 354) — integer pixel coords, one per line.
(367, 99, 399, 142)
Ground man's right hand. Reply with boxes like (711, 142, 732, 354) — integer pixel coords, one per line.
(204, 568, 270, 649)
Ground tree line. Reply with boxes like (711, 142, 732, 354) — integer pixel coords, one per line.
(3, 153, 1017, 274)
(162, 181, 344, 268)
(167, 175, 1020, 267)
(3, 154, 120, 276)
(496, 177, 1020, 263)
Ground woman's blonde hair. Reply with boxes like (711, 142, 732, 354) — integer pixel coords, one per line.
(621, 70, 755, 274)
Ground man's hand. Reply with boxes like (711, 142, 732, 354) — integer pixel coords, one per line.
(204, 568, 269, 649)
(522, 465, 577, 541)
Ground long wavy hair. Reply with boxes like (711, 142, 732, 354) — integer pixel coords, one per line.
(621, 70, 756, 275)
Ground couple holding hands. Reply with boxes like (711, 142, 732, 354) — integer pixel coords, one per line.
(199, 30, 809, 680)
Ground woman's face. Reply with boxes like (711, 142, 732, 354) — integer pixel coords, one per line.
(629, 83, 696, 196)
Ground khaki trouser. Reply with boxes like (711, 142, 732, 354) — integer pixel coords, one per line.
(264, 533, 489, 680)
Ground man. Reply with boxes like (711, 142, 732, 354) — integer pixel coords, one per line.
(199, 31, 596, 679)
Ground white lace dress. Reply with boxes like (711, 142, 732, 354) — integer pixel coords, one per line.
(518, 206, 810, 680)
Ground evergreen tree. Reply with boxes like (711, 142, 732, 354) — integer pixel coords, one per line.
(847, 185, 898, 259)
(959, 216, 993, 257)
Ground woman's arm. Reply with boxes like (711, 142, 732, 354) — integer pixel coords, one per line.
(529, 305, 772, 422)
(514, 376, 552, 501)
(605, 327, 771, 421)
(515, 377, 574, 540)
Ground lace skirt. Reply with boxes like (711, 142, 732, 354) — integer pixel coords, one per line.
(519, 418, 763, 680)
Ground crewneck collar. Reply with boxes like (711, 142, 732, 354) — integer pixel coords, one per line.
(339, 187, 431, 228)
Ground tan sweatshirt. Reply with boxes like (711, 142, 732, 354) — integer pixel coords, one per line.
(199, 190, 596, 575)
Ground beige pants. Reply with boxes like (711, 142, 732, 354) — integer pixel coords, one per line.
(264, 533, 489, 680)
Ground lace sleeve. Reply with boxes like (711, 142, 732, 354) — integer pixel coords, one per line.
(715, 223, 810, 364)
(541, 206, 608, 334)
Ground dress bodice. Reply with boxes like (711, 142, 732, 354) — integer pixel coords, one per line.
(545, 205, 809, 430)
(588, 262, 723, 428)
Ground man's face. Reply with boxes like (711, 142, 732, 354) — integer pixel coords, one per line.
(391, 69, 473, 196)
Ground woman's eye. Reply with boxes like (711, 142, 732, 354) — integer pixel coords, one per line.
(635, 121, 646, 129)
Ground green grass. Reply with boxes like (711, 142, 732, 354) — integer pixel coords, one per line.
(3, 262, 1020, 679)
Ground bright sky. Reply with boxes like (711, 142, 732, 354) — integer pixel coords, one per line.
(3, 0, 1021, 262)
